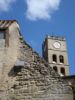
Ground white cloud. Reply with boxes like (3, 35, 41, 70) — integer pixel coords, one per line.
(26, 0, 61, 21)
(0, 0, 16, 12)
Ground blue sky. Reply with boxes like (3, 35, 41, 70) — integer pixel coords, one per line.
(0, 0, 75, 75)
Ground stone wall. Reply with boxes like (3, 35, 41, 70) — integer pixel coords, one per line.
(0, 22, 21, 96)
(8, 38, 73, 100)
(62, 75, 75, 85)
(0, 21, 73, 100)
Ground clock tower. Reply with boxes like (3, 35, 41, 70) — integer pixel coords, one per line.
(42, 35, 70, 76)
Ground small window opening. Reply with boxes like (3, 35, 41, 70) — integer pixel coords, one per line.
(53, 66, 58, 72)
(0, 31, 5, 39)
(0, 31, 6, 47)
(61, 67, 65, 75)
(52, 54, 57, 62)
(59, 55, 64, 63)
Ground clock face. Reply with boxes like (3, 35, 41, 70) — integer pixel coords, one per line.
(53, 42, 61, 48)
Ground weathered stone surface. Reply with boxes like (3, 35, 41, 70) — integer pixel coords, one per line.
(0, 20, 73, 100)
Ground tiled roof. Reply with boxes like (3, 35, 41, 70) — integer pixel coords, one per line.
(0, 20, 16, 29)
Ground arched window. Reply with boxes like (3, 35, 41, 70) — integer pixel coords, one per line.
(52, 54, 57, 62)
(53, 66, 58, 72)
(60, 67, 65, 75)
(59, 55, 64, 63)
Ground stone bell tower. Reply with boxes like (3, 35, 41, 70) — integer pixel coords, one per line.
(42, 35, 70, 76)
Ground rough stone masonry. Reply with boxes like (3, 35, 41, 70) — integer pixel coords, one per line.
(0, 20, 73, 100)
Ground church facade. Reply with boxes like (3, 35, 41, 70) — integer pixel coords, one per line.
(0, 20, 73, 100)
